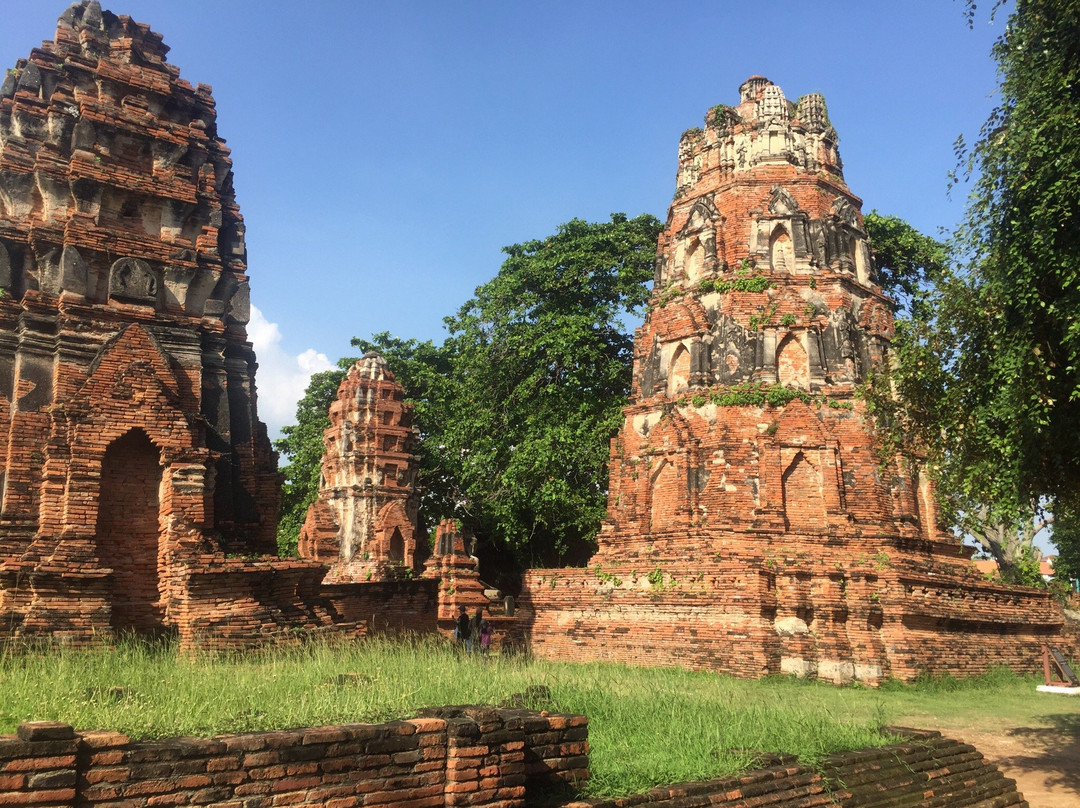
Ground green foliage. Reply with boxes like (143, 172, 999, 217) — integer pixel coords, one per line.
(593, 564, 623, 587)
(951, 0, 1080, 516)
(440, 213, 660, 569)
(748, 302, 779, 331)
(676, 384, 854, 414)
(273, 363, 354, 555)
(696, 271, 771, 296)
(1050, 501, 1080, 585)
(863, 211, 949, 319)
(864, 2, 1080, 558)
(704, 382, 811, 408)
(357, 214, 661, 574)
(709, 104, 731, 128)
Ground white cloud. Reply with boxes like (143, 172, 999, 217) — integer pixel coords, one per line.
(247, 305, 335, 441)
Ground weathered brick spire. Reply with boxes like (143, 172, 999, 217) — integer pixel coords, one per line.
(518, 78, 1065, 684)
(0, 1, 280, 640)
(299, 353, 421, 582)
(602, 75, 902, 557)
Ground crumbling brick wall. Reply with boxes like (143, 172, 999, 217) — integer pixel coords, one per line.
(0, 708, 587, 808)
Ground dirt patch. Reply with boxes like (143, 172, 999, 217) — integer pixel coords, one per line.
(898, 707, 1080, 808)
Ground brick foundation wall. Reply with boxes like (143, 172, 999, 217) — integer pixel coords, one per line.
(175, 562, 441, 651)
(0, 716, 1024, 808)
(519, 554, 1064, 683)
(0, 707, 586, 808)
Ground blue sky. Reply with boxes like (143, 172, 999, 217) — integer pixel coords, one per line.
(1, 0, 1006, 437)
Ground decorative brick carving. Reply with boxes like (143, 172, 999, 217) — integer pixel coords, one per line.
(0, 1, 283, 644)
(0, 3, 452, 650)
(298, 353, 421, 582)
(424, 518, 489, 621)
(519, 77, 1069, 682)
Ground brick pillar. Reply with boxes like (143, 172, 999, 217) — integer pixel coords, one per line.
(422, 707, 527, 808)
(0, 721, 77, 806)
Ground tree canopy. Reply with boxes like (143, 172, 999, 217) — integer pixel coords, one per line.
(861, 0, 1080, 584)
(949, 0, 1080, 516)
(277, 213, 661, 578)
(432, 213, 660, 570)
(862, 211, 949, 320)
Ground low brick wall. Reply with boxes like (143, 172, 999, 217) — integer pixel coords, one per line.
(822, 728, 1026, 807)
(175, 564, 441, 651)
(0, 707, 587, 808)
(559, 729, 1024, 808)
(0, 714, 1025, 808)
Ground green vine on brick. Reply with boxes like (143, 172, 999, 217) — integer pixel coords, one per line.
(749, 302, 780, 331)
(674, 382, 857, 411)
(649, 283, 685, 310)
(594, 564, 623, 588)
(697, 272, 772, 295)
(709, 105, 732, 128)
(822, 396, 855, 410)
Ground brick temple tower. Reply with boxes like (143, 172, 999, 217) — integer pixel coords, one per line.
(597, 74, 904, 559)
(0, 1, 282, 641)
(519, 77, 1064, 682)
(299, 353, 421, 582)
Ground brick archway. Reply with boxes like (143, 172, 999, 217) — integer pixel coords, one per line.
(781, 450, 826, 532)
(96, 429, 165, 636)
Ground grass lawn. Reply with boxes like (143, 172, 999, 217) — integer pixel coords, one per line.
(0, 636, 1065, 797)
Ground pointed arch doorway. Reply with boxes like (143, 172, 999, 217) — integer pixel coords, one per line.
(96, 429, 167, 636)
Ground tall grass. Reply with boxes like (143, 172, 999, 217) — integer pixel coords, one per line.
(0, 636, 1053, 797)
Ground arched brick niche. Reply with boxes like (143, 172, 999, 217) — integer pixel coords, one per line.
(96, 429, 165, 635)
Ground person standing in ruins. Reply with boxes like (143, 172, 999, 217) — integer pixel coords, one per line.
(479, 615, 493, 653)
(455, 605, 471, 651)
(469, 607, 486, 653)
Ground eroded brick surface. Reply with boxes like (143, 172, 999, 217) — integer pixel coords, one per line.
(0, 710, 586, 808)
(299, 353, 422, 583)
(519, 77, 1068, 682)
(0, 2, 437, 650)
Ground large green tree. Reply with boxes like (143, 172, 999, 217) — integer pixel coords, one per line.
(437, 213, 660, 570)
(279, 213, 661, 578)
(863, 211, 949, 320)
(862, 210, 1053, 584)
(949, 0, 1080, 516)
(864, 0, 1080, 579)
(364, 214, 661, 577)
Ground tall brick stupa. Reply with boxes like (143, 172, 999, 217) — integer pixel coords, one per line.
(0, 1, 283, 641)
(519, 77, 1065, 682)
(298, 353, 422, 583)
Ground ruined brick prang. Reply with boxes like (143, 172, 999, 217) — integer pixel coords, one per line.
(0, 1, 282, 642)
(519, 77, 1067, 682)
(299, 353, 421, 582)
